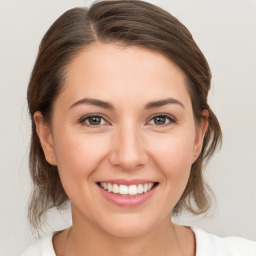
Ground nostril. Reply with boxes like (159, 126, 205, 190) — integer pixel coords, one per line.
(108, 136, 148, 170)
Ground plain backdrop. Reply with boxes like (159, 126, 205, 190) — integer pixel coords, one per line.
(0, 0, 255, 255)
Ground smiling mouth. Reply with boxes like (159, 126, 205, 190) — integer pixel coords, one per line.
(97, 182, 159, 196)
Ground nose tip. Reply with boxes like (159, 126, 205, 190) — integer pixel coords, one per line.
(109, 128, 148, 171)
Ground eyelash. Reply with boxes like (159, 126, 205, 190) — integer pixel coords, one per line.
(147, 113, 176, 126)
(79, 113, 176, 127)
(79, 114, 109, 127)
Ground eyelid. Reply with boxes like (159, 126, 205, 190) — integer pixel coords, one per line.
(146, 113, 176, 126)
(79, 113, 111, 126)
(78, 113, 176, 127)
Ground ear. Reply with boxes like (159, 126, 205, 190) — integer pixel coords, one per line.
(193, 110, 209, 162)
(34, 111, 57, 166)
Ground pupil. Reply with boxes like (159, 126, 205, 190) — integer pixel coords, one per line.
(154, 116, 165, 125)
(89, 116, 101, 125)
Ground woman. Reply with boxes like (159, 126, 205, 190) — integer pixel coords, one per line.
(21, 0, 256, 255)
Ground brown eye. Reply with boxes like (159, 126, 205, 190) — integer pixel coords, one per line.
(148, 114, 175, 126)
(153, 116, 167, 125)
(88, 116, 102, 125)
(80, 115, 107, 126)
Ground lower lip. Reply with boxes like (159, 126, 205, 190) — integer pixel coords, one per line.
(98, 185, 157, 207)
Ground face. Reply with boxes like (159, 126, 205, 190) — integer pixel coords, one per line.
(35, 43, 207, 237)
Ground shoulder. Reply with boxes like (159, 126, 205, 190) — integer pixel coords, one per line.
(191, 226, 256, 256)
(19, 233, 55, 256)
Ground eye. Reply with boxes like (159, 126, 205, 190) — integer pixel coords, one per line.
(80, 115, 108, 126)
(147, 114, 175, 126)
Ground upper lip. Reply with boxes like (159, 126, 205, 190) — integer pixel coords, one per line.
(97, 179, 157, 186)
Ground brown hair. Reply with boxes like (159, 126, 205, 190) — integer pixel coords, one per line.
(27, 0, 222, 229)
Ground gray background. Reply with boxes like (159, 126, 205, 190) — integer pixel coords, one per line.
(0, 0, 255, 255)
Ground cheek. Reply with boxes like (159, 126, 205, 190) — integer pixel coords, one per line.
(52, 131, 113, 212)
(147, 131, 194, 190)
(150, 132, 194, 169)
(52, 129, 110, 194)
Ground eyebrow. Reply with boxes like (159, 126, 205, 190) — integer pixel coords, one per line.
(144, 98, 185, 109)
(69, 98, 114, 110)
(69, 97, 184, 110)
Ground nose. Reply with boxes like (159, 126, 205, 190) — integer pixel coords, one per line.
(109, 125, 148, 171)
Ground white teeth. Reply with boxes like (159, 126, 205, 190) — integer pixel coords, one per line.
(107, 183, 112, 192)
(100, 182, 155, 195)
(112, 184, 119, 194)
(143, 183, 148, 193)
(119, 185, 128, 195)
(137, 184, 144, 194)
(129, 185, 137, 195)
(148, 183, 154, 190)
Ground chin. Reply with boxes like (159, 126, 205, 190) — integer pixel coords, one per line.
(97, 214, 163, 238)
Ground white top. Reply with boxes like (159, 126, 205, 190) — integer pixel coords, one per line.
(20, 227, 256, 256)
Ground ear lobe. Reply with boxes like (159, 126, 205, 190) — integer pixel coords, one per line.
(193, 110, 209, 161)
(34, 111, 57, 166)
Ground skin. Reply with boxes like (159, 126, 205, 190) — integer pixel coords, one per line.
(34, 43, 208, 256)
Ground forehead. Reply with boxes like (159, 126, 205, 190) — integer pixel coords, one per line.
(58, 43, 191, 108)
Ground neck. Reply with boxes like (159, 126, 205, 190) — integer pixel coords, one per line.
(61, 213, 184, 256)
